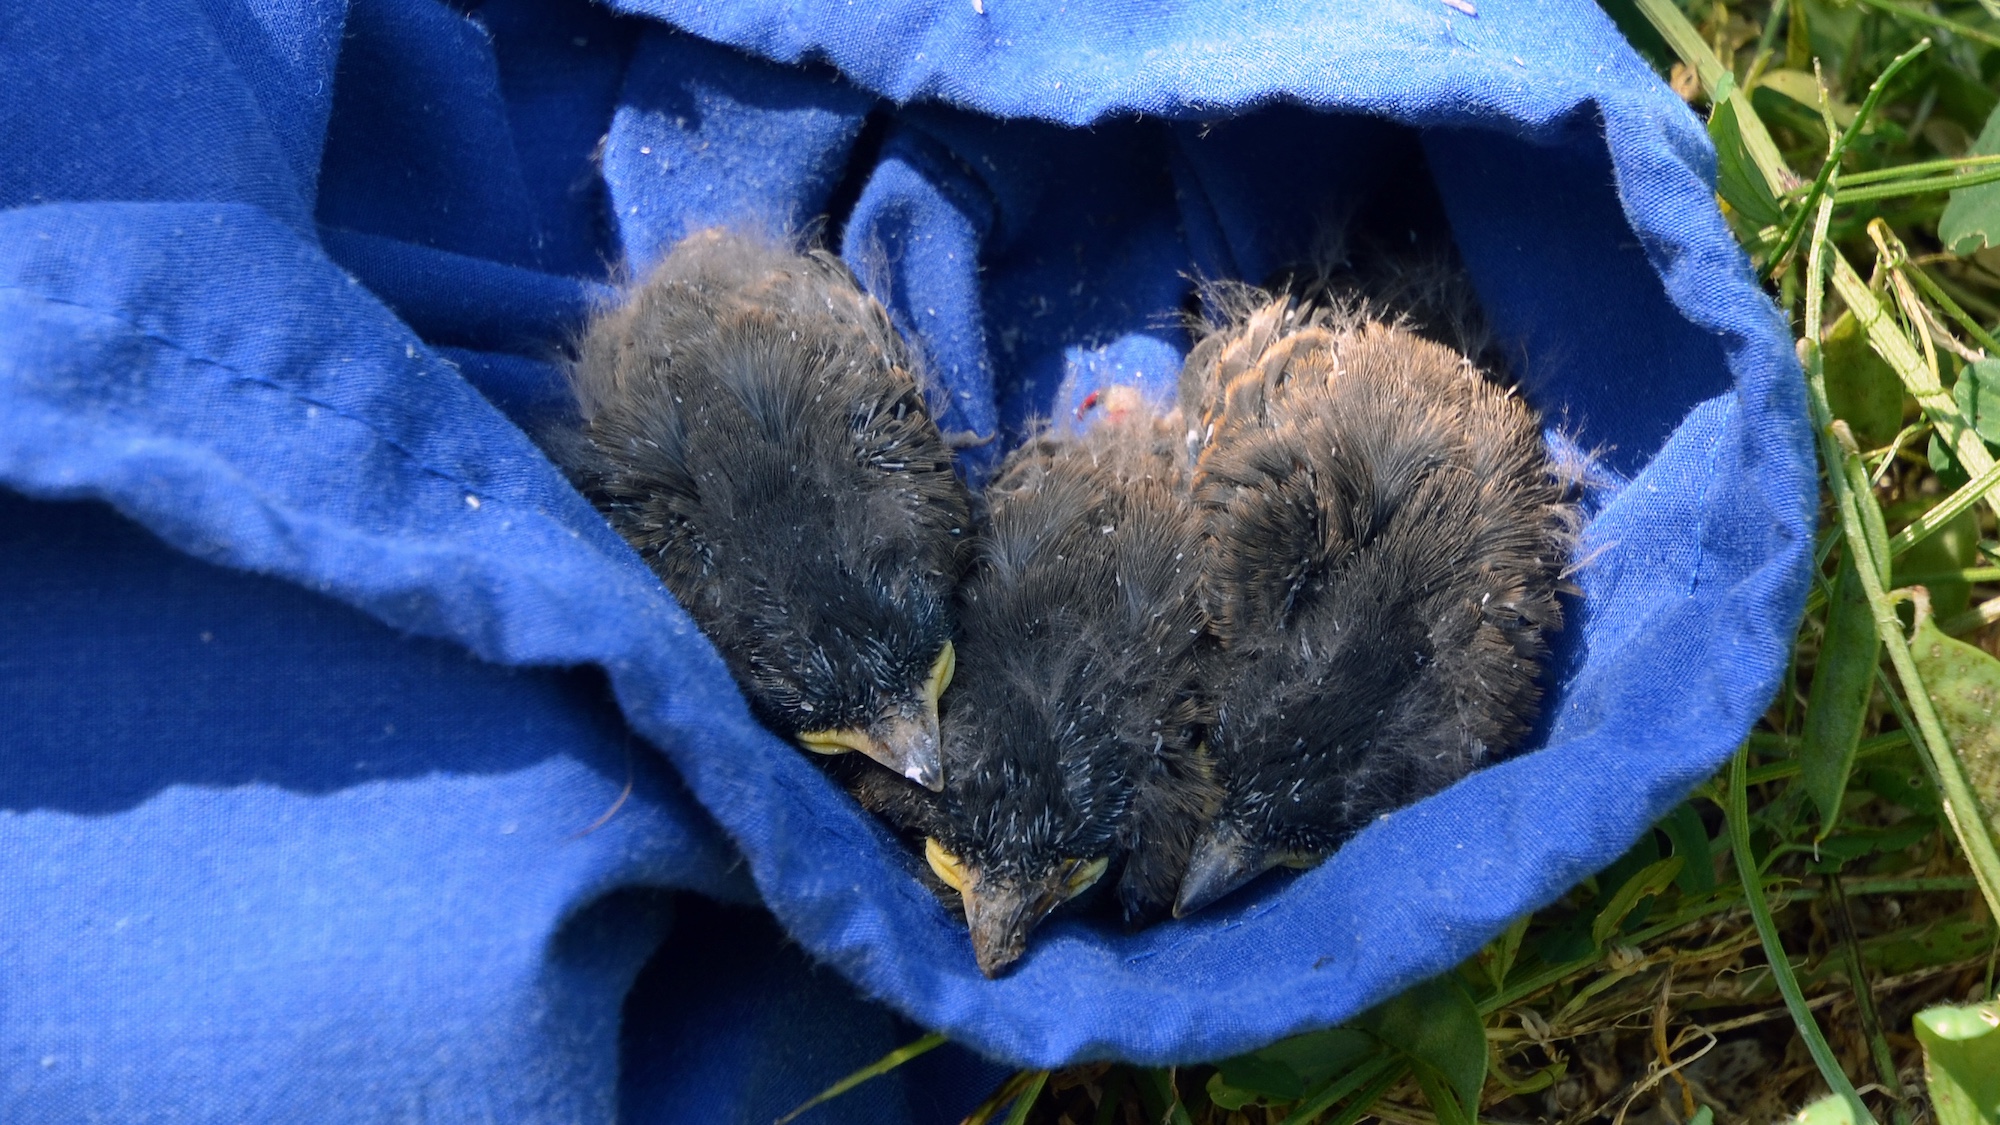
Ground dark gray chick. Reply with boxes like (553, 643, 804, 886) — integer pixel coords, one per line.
(554, 229, 973, 790)
(1172, 285, 1575, 917)
(855, 392, 1217, 976)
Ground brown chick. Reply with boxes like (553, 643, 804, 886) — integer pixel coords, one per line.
(1173, 281, 1576, 916)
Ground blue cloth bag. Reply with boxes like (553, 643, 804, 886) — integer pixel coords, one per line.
(0, 0, 1813, 1118)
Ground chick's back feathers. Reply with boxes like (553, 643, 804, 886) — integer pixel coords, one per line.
(1188, 294, 1575, 859)
(557, 230, 972, 736)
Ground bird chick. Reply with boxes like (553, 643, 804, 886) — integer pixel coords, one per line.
(1173, 284, 1575, 917)
(855, 393, 1216, 976)
(554, 229, 972, 789)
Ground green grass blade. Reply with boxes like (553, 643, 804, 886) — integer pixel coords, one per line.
(1729, 747, 1876, 1123)
(1941, 595, 2000, 637)
(1001, 1071, 1049, 1125)
(1829, 440, 2000, 921)
(1592, 856, 1685, 945)
(1903, 261, 2000, 354)
(1828, 876, 1911, 1110)
(1631, 0, 1731, 94)
(1836, 165, 2000, 205)
(773, 1032, 946, 1125)
(1275, 1056, 1404, 1125)
(1898, 567, 2000, 586)
(1813, 339, 2000, 938)
(1412, 1062, 1476, 1125)
(1631, 0, 1792, 195)
(1813, 153, 2000, 192)
(1091, 1070, 1126, 1125)
(1128, 1068, 1194, 1125)
(1886, 457, 2000, 558)
(1829, 249, 2000, 526)
(1763, 40, 1931, 276)
(1848, 0, 2000, 50)
(1748, 729, 1912, 784)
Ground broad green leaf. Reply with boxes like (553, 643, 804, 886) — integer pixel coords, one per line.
(1263, 1028, 1378, 1091)
(1208, 1057, 1300, 1107)
(1799, 0, 1860, 79)
(1960, 358, 2000, 446)
(1352, 976, 1485, 1112)
(1592, 855, 1684, 947)
(1658, 803, 1716, 892)
(1941, 104, 2000, 256)
(1860, 758, 1941, 815)
(1926, 42, 1999, 135)
(1411, 1062, 1475, 1125)
(1711, 95, 1788, 229)
(1210, 1028, 1376, 1105)
(1205, 1072, 1253, 1112)
(1822, 311, 1908, 448)
(1930, 431, 1971, 488)
(1914, 1003, 2000, 1124)
(1910, 609, 2000, 835)
(1861, 917, 1993, 978)
(1898, 506, 1981, 620)
(1804, 553, 1883, 832)
(1810, 818, 1936, 863)
(1792, 1092, 1859, 1125)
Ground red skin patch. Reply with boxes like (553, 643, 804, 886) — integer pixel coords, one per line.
(1076, 385, 1142, 423)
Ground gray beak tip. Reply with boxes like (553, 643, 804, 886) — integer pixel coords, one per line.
(962, 877, 1058, 980)
(867, 713, 945, 791)
(905, 758, 944, 792)
(1174, 830, 1265, 919)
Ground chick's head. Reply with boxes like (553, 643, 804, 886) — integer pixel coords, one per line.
(921, 623, 1167, 977)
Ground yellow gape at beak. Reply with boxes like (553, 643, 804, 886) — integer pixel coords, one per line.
(929, 841, 1111, 977)
(925, 837, 970, 893)
(924, 639, 956, 714)
(794, 640, 956, 788)
(1062, 856, 1109, 897)
(794, 728, 873, 756)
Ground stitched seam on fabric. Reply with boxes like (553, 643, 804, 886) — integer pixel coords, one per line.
(1683, 404, 1731, 598)
(1, 282, 500, 505)
(1124, 889, 1291, 964)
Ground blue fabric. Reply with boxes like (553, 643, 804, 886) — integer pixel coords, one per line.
(0, 0, 1812, 1114)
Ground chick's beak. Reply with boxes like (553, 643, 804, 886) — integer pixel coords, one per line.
(797, 642, 954, 790)
(867, 640, 955, 790)
(962, 879, 1052, 979)
(955, 856, 1108, 979)
(865, 709, 943, 791)
(1173, 825, 1274, 918)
